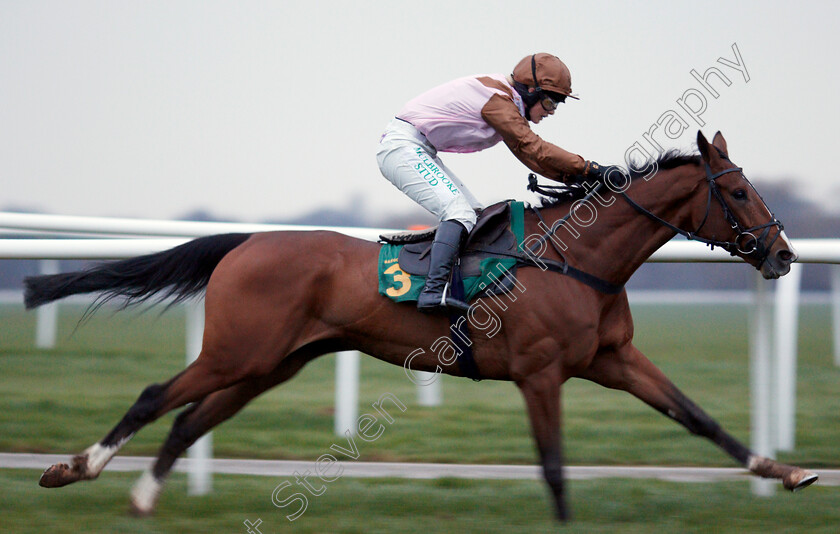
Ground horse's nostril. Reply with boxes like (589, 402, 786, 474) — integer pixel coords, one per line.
(777, 249, 796, 262)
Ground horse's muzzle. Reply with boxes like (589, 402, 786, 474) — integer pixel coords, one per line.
(759, 231, 798, 279)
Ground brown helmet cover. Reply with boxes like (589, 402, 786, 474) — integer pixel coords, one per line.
(512, 53, 578, 100)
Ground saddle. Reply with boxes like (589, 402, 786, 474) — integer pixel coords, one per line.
(378, 201, 525, 382)
(380, 201, 521, 297)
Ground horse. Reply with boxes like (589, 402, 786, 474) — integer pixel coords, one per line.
(23, 131, 817, 521)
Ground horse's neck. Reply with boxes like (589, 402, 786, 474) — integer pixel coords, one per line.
(533, 165, 704, 287)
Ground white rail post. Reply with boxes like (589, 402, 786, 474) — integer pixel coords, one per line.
(750, 272, 775, 496)
(185, 297, 212, 495)
(417, 372, 442, 406)
(774, 262, 802, 451)
(35, 259, 59, 349)
(335, 351, 360, 436)
(832, 265, 840, 367)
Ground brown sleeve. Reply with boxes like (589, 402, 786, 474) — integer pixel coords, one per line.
(480, 93, 588, 182)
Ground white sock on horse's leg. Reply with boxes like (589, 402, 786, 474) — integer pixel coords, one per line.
(130, 468, 164, 515)
(79, 433, 134, 476)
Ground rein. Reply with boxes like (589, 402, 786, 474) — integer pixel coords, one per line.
(517, 157, 783, 294)
(619, 161, 783, 268)
(524, 185, 625, 294)
(473, 176, 626, 295)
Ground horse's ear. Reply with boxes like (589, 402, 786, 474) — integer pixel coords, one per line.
(712, 131, 728, 156)
(697, 131, 712, 163)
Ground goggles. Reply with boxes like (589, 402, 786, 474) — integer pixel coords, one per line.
(530, 55, 565, 111)
(540, 94, 565, 111)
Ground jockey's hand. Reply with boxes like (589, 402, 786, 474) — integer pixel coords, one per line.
(527, 173, 539, 191)
(586, 162, 625, 186)
(586, 161, 604, 179)
(555, 171, 587, 185)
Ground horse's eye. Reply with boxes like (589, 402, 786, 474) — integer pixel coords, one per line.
(732, 189, 747, 201)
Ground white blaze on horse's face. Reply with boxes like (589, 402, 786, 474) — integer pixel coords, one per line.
(763, 229, 797, 279)
(734, 179, 797, 280)
(731, 176, 797, 279)
(731, 181, 797, 279)
(697, 131, 797, 280)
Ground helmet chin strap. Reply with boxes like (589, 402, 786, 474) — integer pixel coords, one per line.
(513, 82, 540, 114)
(512, 55, 543, 116)
(530, 54, 543, 95)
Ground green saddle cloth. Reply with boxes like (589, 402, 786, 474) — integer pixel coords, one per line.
(378, 201, 525, 303)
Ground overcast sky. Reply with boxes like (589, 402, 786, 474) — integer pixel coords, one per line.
(2, 1, 838, 224)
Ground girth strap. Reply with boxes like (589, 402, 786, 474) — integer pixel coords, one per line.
(540, 259, 625, 295)
(448, 266, 481, 381)
(469, 245, 625, 295)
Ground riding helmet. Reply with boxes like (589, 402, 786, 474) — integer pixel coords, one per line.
(511, 53, 579, 101)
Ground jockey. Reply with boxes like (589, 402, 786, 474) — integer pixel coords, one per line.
(377, 53, 605, 313)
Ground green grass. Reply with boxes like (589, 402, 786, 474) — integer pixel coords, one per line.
(1, 302, 837, 468)
(1, 301, 839, 531)
(1, 469, 838, 534)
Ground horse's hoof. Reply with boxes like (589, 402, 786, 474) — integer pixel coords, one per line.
(784, 469, 819, 491)
(128, 500, 155, 518)
(39, 463, 75, 488)
(129, 470, 162, 517)
(794, 473, 819, 491)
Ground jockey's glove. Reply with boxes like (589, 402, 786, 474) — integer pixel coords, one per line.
(586, 162, 627, 188)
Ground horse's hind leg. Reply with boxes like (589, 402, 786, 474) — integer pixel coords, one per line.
(130, 352, 313, 515)
(38, 379, 173, 488)
(39, 348, 261, 489)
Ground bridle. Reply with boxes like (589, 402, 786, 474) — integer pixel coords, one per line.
(618, 158, 784, 269)
(519, 156, 785, 294)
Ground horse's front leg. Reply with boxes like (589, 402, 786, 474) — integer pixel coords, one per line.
(580, 343, 818, 490)
(515, 361, 568, 521)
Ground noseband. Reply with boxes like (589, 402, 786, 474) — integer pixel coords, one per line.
(619, 161, 784, 268)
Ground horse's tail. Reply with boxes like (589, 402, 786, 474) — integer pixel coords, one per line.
(24, 233, 252, 310)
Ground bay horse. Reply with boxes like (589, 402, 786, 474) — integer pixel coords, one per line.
(24, 131, 817, 521)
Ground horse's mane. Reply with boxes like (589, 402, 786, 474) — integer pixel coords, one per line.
(535, 150, 702, 208)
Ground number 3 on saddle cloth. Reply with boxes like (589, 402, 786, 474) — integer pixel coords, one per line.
(378, 201, 526, 306)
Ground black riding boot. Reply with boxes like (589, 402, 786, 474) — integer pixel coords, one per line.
(417, 220, 470, 314)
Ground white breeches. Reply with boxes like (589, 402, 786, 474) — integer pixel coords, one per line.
(377, 118, 482, 231)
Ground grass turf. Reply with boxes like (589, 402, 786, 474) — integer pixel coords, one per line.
(1, 301, 839, 531)
(1, 469, 838, 533)
(1, 302, 837, 468)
